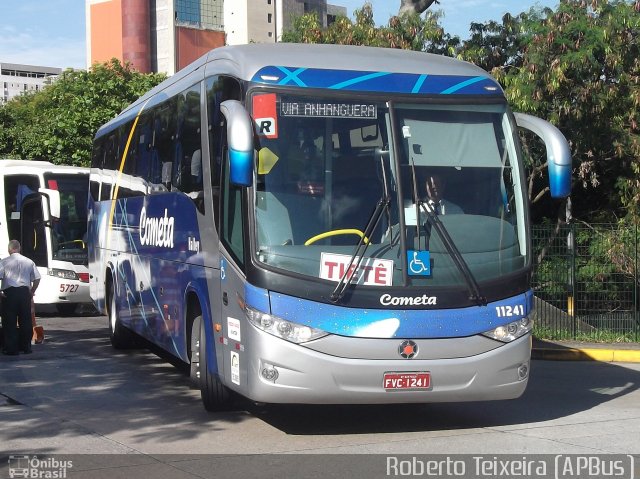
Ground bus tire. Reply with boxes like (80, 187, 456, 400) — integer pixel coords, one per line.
(56, 303, 78, 316)
(197, 315, 233, 411)
(107, 279, 136, 349)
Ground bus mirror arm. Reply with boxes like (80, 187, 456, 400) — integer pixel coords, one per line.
(513, 112, 572, 199)
(221, 100, 254, 187)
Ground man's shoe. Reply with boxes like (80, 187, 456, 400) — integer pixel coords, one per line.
(22, 349, 33, 354)
(2, 350, 19, 356)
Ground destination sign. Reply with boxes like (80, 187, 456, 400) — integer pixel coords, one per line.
(280, 101, 377, 119)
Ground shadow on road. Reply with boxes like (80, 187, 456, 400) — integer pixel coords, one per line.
(1, 317, 639, 443)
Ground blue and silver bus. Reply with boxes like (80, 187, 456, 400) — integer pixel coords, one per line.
(88, 44, 571, 410)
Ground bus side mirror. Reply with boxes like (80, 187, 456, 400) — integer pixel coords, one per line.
(39, 187, 61, 220)
(514, 113, 572, 198)
(220, 99, 254, 187)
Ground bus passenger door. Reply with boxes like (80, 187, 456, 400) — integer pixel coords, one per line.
(20, 194, 48, 268)
(206, 74, 246, 390)
(216, 135, 249, 388)
(217, 147, 247, 391)
(218, 250, 246, 391)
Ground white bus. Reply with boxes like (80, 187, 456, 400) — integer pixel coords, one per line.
(0, 160, 91, 315)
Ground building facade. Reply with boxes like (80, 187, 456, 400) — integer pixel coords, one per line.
(225, 0, 346, 46)
(86, 0, 226, 75)
(1, 63, 61, 104)
(87, 0, 347, 75)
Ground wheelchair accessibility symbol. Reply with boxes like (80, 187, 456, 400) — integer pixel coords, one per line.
(407, 250, 431, 276)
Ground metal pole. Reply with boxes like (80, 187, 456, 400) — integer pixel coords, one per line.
(566, 197, 576, 339)
(633, 221, 640, 341)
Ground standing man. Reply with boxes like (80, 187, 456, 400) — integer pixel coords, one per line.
(0, 240, 41, 355)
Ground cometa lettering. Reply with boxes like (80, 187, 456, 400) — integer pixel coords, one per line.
(139, 207, 175, 248)
(380, 293, 437, 306)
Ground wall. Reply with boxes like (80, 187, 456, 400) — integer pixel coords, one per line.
(87, 0, 124, 68)
(176, 27, 225, 71)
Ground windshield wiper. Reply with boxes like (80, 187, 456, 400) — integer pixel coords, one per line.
(408, 160, 486, 306)
(329, 151, 393, 303)
(329, 194, 390, 304)
(417, 199, 486, 306)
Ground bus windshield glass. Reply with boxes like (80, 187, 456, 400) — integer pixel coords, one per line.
(252, 92, 528, 290)
(44, 173, 88, 265)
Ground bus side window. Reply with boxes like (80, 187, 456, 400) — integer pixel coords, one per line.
(99, 133, 118, 201)
(152, 98, 178, 192)
(171, 84, 203, 209)
(207, 75, 242, 232)
(90, 142, 103, 201)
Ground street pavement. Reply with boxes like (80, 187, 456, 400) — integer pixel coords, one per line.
(1, 314, 639, 478)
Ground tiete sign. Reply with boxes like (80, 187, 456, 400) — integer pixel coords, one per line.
(319, 252, 393, 286)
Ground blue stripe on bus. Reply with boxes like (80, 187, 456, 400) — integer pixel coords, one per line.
(411, 74, 428, 94)
(276, 66, 308, 87)
(440, 76, 487, 94)
(329, 71, 392, 90)
(252, 66, 502, 95)
(245, 283, 271, 313)
(263, 290, 534, 339)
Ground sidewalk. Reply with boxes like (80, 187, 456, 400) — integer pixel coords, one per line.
(532, 338, 640, 363)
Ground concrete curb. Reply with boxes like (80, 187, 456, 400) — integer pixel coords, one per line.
(532, 347, 640, 363)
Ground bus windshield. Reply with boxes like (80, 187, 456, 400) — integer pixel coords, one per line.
(252, 92, 528, 290)
(44, 173, 88, 265)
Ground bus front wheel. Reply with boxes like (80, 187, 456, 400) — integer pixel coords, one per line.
(196, 315, 233, 411)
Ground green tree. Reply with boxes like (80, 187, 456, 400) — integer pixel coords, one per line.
(499, 0, 640, 221)
(0, 59, 166, 166)
(457, 10, 546, 73)
(282, 4, 460, 54)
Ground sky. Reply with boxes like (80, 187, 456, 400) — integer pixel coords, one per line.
(0, 0, 558, 70)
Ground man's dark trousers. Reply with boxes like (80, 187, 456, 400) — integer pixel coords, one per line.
(2, 286, 32, 354)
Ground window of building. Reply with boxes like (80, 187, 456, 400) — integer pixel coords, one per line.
(268, 13, 272, 23)
(176, 0, 223, 30)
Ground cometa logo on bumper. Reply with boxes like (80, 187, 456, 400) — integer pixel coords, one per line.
(380, 293, 437, 306)
(139, 207, 175, 248)
(398, 340, 418, 359)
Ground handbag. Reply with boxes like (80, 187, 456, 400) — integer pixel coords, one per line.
(31, 299, 44, 344)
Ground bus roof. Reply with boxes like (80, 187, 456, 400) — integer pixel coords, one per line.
(99, 43, 502, 137)
(207, 43, 493, 79)
(0, 159, 89, 174)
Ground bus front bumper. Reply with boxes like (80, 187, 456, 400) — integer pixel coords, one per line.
(234, 332, 531, 404)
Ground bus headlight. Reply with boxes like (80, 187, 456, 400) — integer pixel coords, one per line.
(244, 305, 328, 344)
(482, 317, 532, 343)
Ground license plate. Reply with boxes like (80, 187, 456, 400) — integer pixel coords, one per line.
(383, 372, 431, 390)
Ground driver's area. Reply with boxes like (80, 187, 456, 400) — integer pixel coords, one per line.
(255, 118, 388, 250)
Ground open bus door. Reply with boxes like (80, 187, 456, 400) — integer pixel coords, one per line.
(19, 194, 47, 267)
(19, 188, 60, 268)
